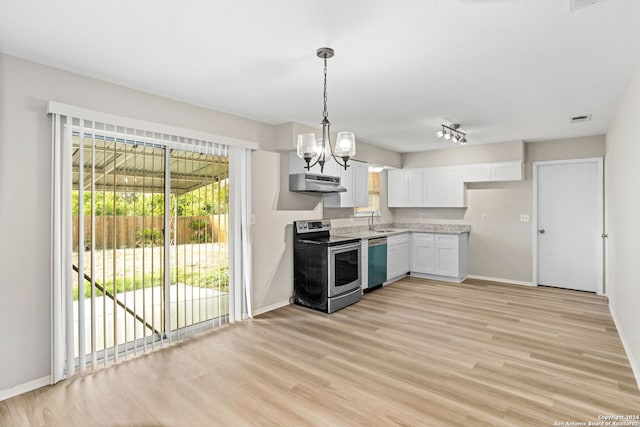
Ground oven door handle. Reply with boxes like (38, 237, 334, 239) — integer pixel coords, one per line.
(328, 242, 361, 254)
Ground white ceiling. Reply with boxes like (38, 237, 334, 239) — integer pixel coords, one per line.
(1, 0, 639, 152)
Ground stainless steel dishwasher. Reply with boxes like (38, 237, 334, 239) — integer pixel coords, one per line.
(368, 237, 387, 289)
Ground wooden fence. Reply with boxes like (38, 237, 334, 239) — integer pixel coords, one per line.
(72, 215, 228, 250)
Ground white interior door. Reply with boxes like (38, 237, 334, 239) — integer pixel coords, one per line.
(535, 159, 603, 293)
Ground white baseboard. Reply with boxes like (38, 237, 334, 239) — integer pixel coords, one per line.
(252, 299, 290, 317)
(410, 272, 465, 283)
(609, 305, 640, 392)
(0, 375, 50, 402)
(466, 275, 534, 287)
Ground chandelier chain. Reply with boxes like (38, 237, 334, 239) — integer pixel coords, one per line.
(323, 58, 329, 120)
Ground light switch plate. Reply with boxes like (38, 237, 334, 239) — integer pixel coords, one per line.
(520, 214, 530, 223)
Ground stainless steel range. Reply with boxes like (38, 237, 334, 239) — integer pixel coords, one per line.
(293, 220, 362, 313)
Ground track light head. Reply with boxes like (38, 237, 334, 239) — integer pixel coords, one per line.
(437, 123, 468, 145)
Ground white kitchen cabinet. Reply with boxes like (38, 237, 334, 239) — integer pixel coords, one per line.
(422, 168, 442, 207)
(387, 233, 410, 281)
(433, 234, 460, 277)
(411, 233, 435, 274)
(442, 167, 465, 207)
(421, 167, 465, 208)
(387, 169, 405, 207)
(387, 169, 423, 207)
(463, 161, 523, 182)
(463, 163, 491, 182)
(405, 169, 423, 207)
(411, 232, 468, 282)
(491, 161, 522, 181)
(323, 160, 368, 208)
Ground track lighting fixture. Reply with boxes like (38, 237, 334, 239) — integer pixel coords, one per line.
(436, 124, 467, 145)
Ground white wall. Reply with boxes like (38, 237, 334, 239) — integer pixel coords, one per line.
(0, 53, 271, 394)
(395, 137, 605, 284)
(251, 150, 321, 313)
(605, 63, 640, 387)
(0, 52, 402, 394)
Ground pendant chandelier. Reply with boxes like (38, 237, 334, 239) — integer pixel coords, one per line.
(297, 47, 356, 173)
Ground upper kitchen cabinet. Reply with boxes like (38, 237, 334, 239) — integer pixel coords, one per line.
(323, 160, 369, 208)
(387, 169, 405, 207)
(442, 167, 466, 207)
(422, 166, 465, 208)
(387, 168, 423, 207)
(463, 161, 523, 182)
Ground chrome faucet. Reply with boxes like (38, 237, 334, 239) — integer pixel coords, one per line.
(369, 212, 376, 230)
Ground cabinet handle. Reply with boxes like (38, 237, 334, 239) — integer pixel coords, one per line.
(538, 229, 545, 234)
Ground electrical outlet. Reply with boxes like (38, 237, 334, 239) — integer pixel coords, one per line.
(350, 215, 355, 223)
(418, 211, 424, 219)
(482, 213, 488, 222)
(251, 214, 256, 225)
(520, 214, 530, 223)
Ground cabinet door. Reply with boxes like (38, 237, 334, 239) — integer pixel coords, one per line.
(411, 233, 435, 274)
(387, 244, 399, 280)
(397, 242, 410, 276)
(387, 169, 405, 207)
(422, 168, 443, 207)
(405, 169, 423, 207)
(491, 161, 523, 181)
(463, 163, 491, 182)
(339, 165, 355, 207)
(353, 161, 369, 207)
(442, 167, 465, 207)
(434, 234, 459, 277)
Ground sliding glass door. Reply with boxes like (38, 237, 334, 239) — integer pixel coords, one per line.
(71, 129, 229, 366)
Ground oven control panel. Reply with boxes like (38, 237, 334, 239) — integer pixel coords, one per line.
(295, 220, 331, 234)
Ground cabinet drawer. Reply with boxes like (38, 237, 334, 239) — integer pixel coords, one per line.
(435, 234, 458, 248)
(412, 233, 434, 243)
(388, 233, 409, 246)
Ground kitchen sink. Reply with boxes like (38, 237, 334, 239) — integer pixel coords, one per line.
(375, 229, 396, 233)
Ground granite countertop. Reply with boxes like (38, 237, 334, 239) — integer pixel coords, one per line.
(332, 223, 471, 239)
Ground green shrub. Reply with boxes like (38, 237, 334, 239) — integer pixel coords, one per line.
(135, 228, 162, 246)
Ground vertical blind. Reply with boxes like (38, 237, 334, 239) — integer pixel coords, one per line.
(49, 103, 253, 382)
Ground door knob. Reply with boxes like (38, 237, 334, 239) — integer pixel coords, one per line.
(538, 229, 546, 234)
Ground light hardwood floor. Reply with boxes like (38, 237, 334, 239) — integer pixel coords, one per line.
(2, 277, 639, 426)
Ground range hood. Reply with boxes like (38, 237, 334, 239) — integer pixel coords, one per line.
(289, 173, 346, 193)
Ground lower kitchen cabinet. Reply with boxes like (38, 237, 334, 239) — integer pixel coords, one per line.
(410, 232, 468, 282)
(387, 233, 410, 281)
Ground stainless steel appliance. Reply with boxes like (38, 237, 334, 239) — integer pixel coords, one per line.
(367, 237, 387, 289)
(289, 173, 346, 193)
(293, 220, 362, 313)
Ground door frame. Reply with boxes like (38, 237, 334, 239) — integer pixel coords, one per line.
(532, 157, 604, 295)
